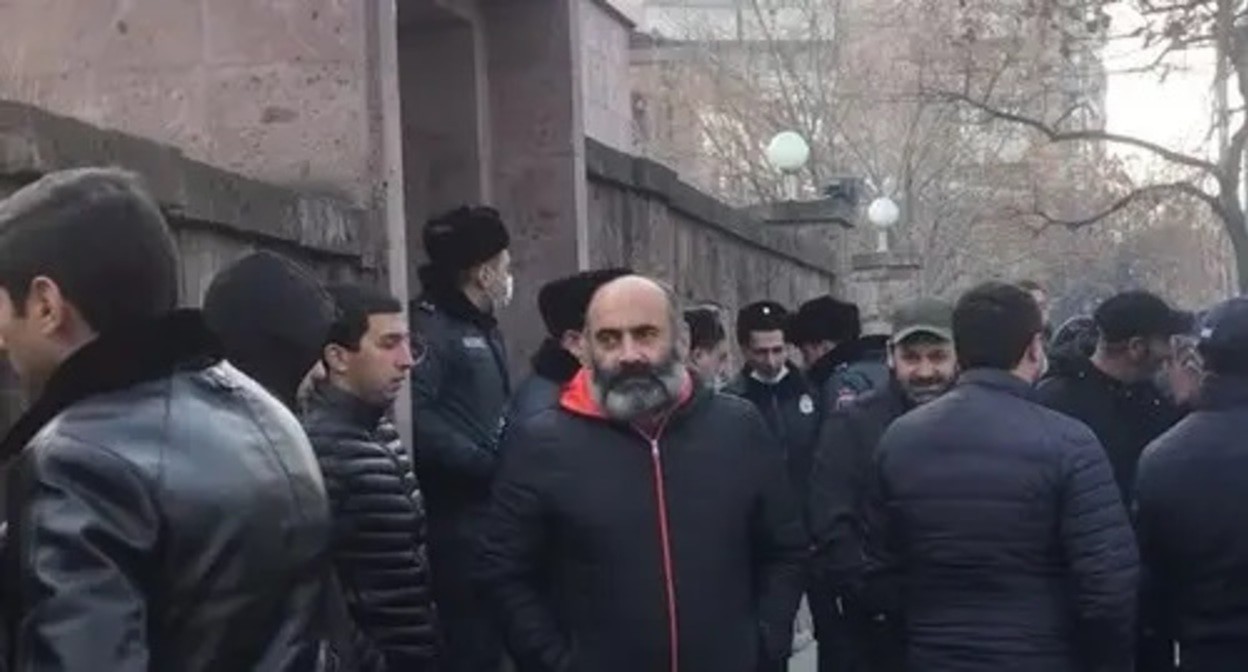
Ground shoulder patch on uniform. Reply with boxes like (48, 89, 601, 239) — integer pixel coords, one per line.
(462, 336, 488, 349)
(833, 388, 858, 410)
(799, 394, 815, 415)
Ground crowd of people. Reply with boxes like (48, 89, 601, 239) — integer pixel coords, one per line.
(0, 166, 1242, 672)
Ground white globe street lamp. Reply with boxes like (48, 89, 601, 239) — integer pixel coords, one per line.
(867, 196, 900, 252)
(765, 131, 811, 172)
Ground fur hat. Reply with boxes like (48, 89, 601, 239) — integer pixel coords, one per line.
(786, 296, 861, 346)
(538, 268, 633, 337)
(423, 205, 511, 272)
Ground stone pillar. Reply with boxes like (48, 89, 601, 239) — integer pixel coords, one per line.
(482, 0, 589, 371)
(0, 0, 377, 205)
(850, 251, 922, 334)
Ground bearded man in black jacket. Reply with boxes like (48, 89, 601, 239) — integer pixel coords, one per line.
(477, 275, 807, 672)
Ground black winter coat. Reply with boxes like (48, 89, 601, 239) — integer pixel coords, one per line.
(1036, 355, 1181, 501)
(303, 383, 438, 671)
(724, 365, 822, 501)
(807, 337, 890, 412)
(1136, 374, 1248, 672)
(410, 266, 512, 518)
(507, 338, 581, 424)
(808, 380, 911, 590)
(475, 369, 808, 672)
(0, 312, 334, 672)
(864, 369, 1139, 672)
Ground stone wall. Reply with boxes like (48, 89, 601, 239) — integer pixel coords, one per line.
(584, 137, 840, 320)
(580, 0, 636, 152)
(0, 101, 371, 432)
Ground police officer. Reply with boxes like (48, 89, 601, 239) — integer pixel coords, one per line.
(787, 296, 889, 411)
(410, 205, 513, 672)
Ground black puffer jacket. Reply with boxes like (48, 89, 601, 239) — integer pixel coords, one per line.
(1, 312, 334, 671)
(1037, 354, 1181, 501)
(410, 265, 511, 516)
(724, 365, 822, 501)
(864, 369, 1139, 672)
(476, 369, 808, 672)
(303, 383, 438, 671)
(1136, 374, 1248, 671)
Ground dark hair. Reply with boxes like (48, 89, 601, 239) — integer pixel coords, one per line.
(1017, 279, 1045, 294)
(1094, 291, 1187, 344)
(684, 307, 726, 351)
(0, 167, 178, 334)
(953, 282, 1043, 370)
(326, 283, 403, 351)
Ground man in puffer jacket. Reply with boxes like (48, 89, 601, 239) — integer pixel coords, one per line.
(305, 283, 438, 671)
(863, 282, 1138, 672)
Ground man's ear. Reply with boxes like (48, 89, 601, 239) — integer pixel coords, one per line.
(560, 329, 583, 358)
(27, 276, 70, 337)
(323, 343, 351, 376)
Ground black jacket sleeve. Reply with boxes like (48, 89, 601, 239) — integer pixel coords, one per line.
(410, 328, 498, 481)
(1059, 430, 1140, 672)
(860, 443, 903, 620)
(475, 423, 573, 672)
(1132, 451, 1177, 672)
(316, 436, 438, 670)
(14, 437, 158, 672)
(808, 409, 869, 589)
(749, 414, 809, 665)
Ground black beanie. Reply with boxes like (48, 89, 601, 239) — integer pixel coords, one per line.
(202, 251, 335, 410)
(423, 205, 511, 272)
(538, 268, 632, 337)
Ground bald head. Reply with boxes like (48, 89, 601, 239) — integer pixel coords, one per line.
(583, 274, 688, 421)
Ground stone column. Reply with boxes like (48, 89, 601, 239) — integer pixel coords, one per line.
(482, 0, 590, 371)
(850, 251, 922, 334)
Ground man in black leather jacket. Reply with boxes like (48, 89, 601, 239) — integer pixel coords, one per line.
(0, 168, 334, 671)
(305, 283, 436, 671)
(508, 268, 631, 423)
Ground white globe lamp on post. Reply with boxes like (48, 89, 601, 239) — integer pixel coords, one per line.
(867, 196, 900, 253)
(765, 131, 810, 200)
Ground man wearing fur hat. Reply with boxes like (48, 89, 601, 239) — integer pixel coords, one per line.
(411, 205, 514, 672)
(788, 296, 890, 412)
(508, 268, 632, 422)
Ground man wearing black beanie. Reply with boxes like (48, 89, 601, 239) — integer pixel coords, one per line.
(410, 205, 513, 672)
(509, 267, 632, 422)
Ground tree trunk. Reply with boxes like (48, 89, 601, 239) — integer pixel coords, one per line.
(1223, 208, 1248, 293)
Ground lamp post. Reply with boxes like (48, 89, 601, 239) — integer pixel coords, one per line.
(867, 196, 900, 253)
(765, 131, 810, 200)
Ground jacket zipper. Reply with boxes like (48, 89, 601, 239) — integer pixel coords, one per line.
(639, 424, 679, 672)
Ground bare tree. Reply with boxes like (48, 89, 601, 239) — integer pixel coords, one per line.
(938, 0, 1248, 290)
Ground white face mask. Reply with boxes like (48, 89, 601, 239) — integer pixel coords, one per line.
(485, 270, 514, 311)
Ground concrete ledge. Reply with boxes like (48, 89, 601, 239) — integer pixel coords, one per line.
(0, 100, 364, 258)
(584, 137, 839, 276)
(852, 251, 922, 273)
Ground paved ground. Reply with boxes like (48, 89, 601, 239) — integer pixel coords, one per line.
(789, 643, 817, 672)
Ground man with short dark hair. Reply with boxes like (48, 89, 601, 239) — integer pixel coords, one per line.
(808, 297, 958, 672)
(303, 283, 436, 672)
(786, 296, 889, 411)
(1037, 290, 1189, 500)
(863, 282, 1138, 672)
(411, 205, 513, 672)
(509, 268, 632, 421)
(476, 275, 806, 672)
(1136, 298, 1248, 671)
(0, 168, 334, 670)
(684, 306, 730, 389)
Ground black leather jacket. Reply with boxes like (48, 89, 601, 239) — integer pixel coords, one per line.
(303, 383, 438, 671)
(0, 311, 335, 672)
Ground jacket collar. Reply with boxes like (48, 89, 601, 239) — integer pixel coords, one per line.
(416, 264, 497, 330)
(958, 368, 1036, 401)
(559, 366, 697, 424)
(808, 337, 886, 387)
(530, 338, 581, 385)
(732, 363, 809, 396)
(1196, 374, 1248, 411)
(0, 310, 222, 463)
(306, 381, 387, 430)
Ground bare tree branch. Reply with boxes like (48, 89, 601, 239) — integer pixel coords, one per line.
(1030, 182, 1216, 230)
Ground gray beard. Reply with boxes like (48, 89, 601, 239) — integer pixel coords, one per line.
(591, 354, 685, 423)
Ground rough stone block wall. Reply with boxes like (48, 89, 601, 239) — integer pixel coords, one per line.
(584, 138, 839, 328)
